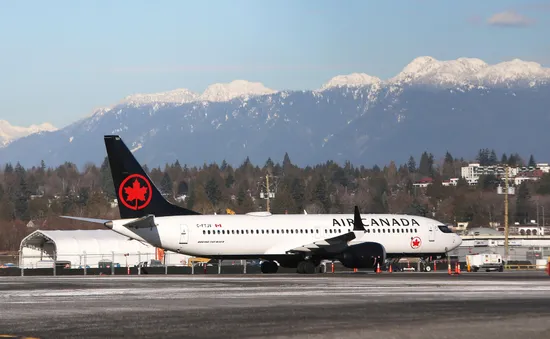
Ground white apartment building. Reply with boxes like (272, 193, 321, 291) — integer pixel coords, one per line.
(460, 163, 549, 185)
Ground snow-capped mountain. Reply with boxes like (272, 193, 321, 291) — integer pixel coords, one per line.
(388, 56, 550, 88)
(1, 56, 549, 168)
(319, 73, 382, 91)
(118, 80, 277, 108)
(0, 120, 57, 147)
(199, 80, 276, 102)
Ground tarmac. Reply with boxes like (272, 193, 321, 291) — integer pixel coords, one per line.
(1, 271, 550, 339)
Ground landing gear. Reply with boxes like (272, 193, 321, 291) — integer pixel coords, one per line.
(296, 261, 318, 274)
(261, 261, 279, 274)
(419, 257, 433, 272)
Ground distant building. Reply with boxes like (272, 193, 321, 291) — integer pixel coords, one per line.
(460, 163, 549, 186)
(413, 177, 433, 188)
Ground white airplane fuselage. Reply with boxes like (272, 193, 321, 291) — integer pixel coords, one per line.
(107, 212, 462, 260)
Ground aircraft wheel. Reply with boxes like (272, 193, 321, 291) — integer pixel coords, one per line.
(269, 261, 279, 273)
(425, 265, 432, 272)
(296, 261, 316, 274)
(261, 261, 278, 274)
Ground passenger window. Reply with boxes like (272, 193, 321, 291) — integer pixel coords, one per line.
(291, 230, 294, 234)
(208, 230, 211, 234)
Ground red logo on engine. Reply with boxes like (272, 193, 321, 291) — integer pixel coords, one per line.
(411, 237, 422, 249)
(118, 174, 153, 210)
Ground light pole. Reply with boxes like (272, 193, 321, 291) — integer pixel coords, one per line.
(259, 174, 276, 212)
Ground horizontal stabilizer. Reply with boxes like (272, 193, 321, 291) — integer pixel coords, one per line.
(123, 214, 157, 229)
(60, 216, 111, 224)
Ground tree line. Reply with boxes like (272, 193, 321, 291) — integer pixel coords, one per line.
(0, 149, 548, 251)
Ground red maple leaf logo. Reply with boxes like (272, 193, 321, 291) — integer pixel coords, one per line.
(118, 174, 152, 210)
(124, 179, 148, 208)
(412, 238, 420, 247)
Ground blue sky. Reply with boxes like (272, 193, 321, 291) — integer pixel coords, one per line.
(0, 0, 548, 128)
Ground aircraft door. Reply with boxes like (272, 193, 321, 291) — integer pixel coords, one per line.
(179, 224, 189, 244)
(429, 225, 435, 242)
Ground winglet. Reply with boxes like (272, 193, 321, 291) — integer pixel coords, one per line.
(353, 206, 366, 231)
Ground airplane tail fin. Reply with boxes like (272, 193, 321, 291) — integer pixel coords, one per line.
(104, 135, 201, 219)
(353, 206, 366, 231)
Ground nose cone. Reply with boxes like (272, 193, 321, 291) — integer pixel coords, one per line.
(104, 221, 113, 229)
(452, 233, 462, 249)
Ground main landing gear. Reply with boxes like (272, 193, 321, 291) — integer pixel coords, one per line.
(261, 260, 278, 274)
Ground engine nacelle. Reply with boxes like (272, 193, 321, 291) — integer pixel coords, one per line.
(337, 242, 386, 269)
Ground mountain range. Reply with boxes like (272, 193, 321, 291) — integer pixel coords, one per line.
(1, 56, 550, 169)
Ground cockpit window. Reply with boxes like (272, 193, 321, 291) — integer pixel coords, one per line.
(438, 225, 453, 233)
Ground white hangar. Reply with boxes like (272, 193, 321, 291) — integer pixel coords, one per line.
(19, 229, 192, 268)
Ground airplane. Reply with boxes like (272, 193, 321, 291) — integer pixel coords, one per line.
(63, 135, 462, 274)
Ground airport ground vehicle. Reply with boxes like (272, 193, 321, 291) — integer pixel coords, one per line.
(466, 253, 504, 272)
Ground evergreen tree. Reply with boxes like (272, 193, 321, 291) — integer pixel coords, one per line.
(528, 154, 536, 167)
(501, 153, 508, 165)
(407, 156, 416, 173)
(205, 177, 222, 206)
(488, 150, 498, 165)
(160, 172, 173, 196)
(314, 176, 330, 213)
(264, 158, 274, 170)
(220, 160, 228, 171)
(186, 184, 196, 209)
(225, 173, 235, 188)
(290, 178, 305, 213)
(99, 157, 115, 199)
(442, 152, 455, 179)
(176, 181, 189, 196)
(418, 152, 433, 177)
(508, 154, 518, 167)
(476, 148, 490, 166)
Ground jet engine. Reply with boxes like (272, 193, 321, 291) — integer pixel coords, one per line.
(336, 242, 386, 269)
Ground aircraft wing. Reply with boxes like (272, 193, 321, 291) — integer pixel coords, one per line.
(286, 231, 358, 255)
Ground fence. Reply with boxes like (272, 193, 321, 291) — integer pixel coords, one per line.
(449, 245, 550, 265)
(0, 251, 291, 276)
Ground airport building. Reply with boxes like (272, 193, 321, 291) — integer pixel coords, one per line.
(19, 229, 193, 269)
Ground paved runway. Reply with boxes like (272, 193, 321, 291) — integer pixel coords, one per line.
(1, 272, 550, 338)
